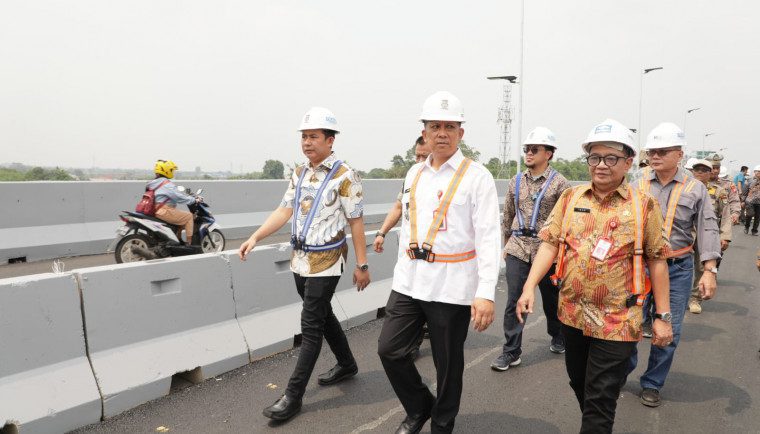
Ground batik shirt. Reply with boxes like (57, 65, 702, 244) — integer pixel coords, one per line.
(503, 167, 570, 263)
(746, 178, 760, 205)
(281, 152, 364, 277)
(539, 180, 669, 341)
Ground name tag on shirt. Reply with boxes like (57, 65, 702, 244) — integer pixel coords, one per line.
(591, 237, 612, 261)
(574, 207, 591, 213)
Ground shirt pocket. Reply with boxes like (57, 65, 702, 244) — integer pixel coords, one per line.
(675, 196, 697, 224)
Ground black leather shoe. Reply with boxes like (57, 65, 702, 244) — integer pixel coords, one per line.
(395, 413, 430, 434)
(262, 395, 302, 421)
(317, 363, 358, 386)
(640, 388, 661, 407)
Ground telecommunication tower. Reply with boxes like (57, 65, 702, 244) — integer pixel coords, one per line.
(487, 75, 518, 178)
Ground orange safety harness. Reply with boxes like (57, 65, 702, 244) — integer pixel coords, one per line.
(550, 184, 650, 306)
(638, 176, 698, 257)
(406, 158, 477, 263)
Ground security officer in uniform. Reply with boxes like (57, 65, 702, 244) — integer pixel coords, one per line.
(629, 122, 721, 408)
(688, 159, 732, 314)
(710, 154, 741, 225)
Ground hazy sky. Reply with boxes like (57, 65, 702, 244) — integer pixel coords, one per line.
(1, 1, 758, 173)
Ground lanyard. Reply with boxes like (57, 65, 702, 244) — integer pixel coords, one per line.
(292, 160, 344, 249)
(514, 169, 557, 234)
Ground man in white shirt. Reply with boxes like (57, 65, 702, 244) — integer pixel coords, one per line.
(377, 91, 501, 434)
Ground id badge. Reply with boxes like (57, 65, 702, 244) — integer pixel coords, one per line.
(591, 237, 612, 261)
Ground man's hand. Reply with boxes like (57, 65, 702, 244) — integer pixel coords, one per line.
(699, 272, 717, 300)
(470, 298, 494, 332)
(720, 240, 730, 251)
(373, 235, 385, 253)
(238, 236, 257, 261)
(731, 214, 739, 225)
(651, 318, 674, 348)
(353, 269, 370, 291)
(516, 289, 535, 324)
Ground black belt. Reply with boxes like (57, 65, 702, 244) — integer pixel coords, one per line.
(666, 256, 690, 265)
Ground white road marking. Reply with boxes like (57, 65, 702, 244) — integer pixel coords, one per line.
(349, 316, 546, 433)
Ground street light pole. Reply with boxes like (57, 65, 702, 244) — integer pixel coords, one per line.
(683, 107, 700, 137)
(637, 66, 664, 163)
(703, 132, 715, 152)
(515, 0, 525, 174)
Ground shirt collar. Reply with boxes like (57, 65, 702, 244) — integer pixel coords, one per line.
(307, 152, 337, 171)
(524, 165, 553, 181)
(580, 178, 631, 200)
(649, 167, 688, 184)
(423, 148, 465, 171)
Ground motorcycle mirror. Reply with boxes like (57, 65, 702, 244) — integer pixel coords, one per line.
(196, 188, 204, 195)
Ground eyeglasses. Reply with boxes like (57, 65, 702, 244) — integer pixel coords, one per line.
(692, 166, 711, 173)
(586, 154, 627, 167)
(645, 148, 679, 157)
(523, 145, 543, 155)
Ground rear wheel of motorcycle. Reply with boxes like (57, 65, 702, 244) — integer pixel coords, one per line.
(200, 229, 226, 253)
(115, 233, 153, 263)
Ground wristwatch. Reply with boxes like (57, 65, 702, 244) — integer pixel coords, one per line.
(356, 263, 369, 271)
(654, 312, 672, 323)
(375, 231, 386, 238)
(706, 267, 719, 275)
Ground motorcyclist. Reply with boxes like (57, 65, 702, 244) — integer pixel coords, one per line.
(148, 160, 197, 244)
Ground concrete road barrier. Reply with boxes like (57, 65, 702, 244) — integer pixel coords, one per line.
(226, 229, 400, 360)
(75, 255, 250, 417)
(0, 273, 101, 433)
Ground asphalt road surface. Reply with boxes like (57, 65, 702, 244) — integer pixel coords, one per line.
(72, 230, 760, 433)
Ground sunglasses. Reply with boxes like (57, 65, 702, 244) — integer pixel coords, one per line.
(645, 148, 679, 157)
(692, 166, 711, 173)
(523, 145, 544, 155)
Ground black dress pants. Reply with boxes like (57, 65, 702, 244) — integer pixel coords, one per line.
(745, 203, 760, 234)
(502, 255, 560, 356)
(378, 290, 471, 433)
(562, 324, 636, 434)
(285, 274, 355, 400)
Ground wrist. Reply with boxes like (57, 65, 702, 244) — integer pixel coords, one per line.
(375, 231, 386, 238)
(356, 262, 369, 271)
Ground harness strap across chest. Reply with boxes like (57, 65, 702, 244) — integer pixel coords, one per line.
(550, 184, 649, 306)
(513, 169, 557, 237)
(291, 161, 346, 252)
(638, 176, 697, 257)
(406, 158, 476, 263)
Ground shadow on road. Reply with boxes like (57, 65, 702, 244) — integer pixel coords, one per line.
(665, 371, 752, 415)
(456, 411, 562, 433)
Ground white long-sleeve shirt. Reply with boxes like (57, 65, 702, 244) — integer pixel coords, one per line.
(392, 149, 501, 306)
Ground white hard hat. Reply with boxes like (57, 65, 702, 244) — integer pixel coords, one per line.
(419, 91, 466, 123)
(581, 118, 636, 155)
(684, 157, 698, 170)
(692, 159, 712, 170)
(298, 107, 340, 133)
(644, 122, 686, 150)
(754, 164, 760, 172)
(524, 127, 557, 148)
(719, 166, 727, 178)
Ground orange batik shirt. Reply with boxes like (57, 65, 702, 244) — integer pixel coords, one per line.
(539, 180, 669, 341)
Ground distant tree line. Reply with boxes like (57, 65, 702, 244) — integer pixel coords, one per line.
(0, 166, 76, 181)
(361, 143, 591, 181)
(228, 159, 285, 180)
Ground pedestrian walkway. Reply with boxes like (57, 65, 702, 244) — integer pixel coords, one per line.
(74, 232, 760, 433)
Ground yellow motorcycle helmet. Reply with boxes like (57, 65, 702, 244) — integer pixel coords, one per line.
(154, 160, 178, 179)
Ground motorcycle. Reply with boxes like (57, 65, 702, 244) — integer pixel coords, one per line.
(109, 187, 226, 263)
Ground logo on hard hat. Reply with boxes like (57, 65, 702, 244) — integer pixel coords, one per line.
(677, 132, 685, 139)
(304, 114, 310, 122)
(595, 125, 612, 134)
(441, 99, 449, 110)
(325, 116, 337, 124)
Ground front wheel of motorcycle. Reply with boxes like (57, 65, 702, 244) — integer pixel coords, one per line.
(200, 229, 226, 253)
(115, 233, 154, 263)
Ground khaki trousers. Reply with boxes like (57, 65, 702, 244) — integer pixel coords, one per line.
(155, 206, 194, 243)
